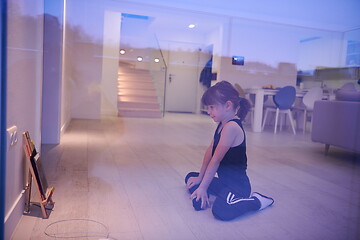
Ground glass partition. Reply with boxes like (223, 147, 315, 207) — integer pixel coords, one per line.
(61, 1, 359, 117)
(150, 35, 167, 116)
(0, 0, 6, 238)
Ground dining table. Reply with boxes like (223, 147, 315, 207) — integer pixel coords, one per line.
(246, 87, 330, 133)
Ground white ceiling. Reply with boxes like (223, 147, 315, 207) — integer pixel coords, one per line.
(121, 0, 360, 32)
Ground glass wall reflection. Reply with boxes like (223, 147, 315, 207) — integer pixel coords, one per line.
(4, 0, 360, 238)
(61, 0, 359, 119)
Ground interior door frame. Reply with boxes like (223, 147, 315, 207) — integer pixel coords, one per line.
(164, 40, 203, 113)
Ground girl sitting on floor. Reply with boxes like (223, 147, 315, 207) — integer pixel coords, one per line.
(185, 81, 274, 221)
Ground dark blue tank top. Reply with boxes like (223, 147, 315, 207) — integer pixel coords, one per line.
(212, 119, 248, 186)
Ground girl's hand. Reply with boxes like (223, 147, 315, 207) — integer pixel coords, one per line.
(186, 176, 202, 189)
(190, 187, 210, 210)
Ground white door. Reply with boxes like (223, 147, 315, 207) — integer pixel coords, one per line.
(165, 42, 201, 113)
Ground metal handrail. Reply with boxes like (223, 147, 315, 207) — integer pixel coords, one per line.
(154, 34, 167, 117)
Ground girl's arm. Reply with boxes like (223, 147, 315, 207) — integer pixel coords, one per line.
(198, 145, 227, 189)
(198, 140, 213, 180)
(186, 140, 213, 189)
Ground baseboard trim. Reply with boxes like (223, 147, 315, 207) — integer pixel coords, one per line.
(4, 190, 25, 240)
(4, 190, 24, 223)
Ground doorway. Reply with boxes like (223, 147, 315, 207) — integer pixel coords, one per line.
(165, 42, 202, 113)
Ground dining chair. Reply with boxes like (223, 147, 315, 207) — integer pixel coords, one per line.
(293, 87, 323, 133)
(262, 86, 296, 134)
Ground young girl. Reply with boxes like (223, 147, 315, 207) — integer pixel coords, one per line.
(185, 81, 274, 221)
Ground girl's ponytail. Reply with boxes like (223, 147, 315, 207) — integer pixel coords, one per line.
(237, 97, 251, 122)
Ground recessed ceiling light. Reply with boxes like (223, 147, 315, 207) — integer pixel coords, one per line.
(188, 24, 196, 29)
(154, 58, 160, 63)
(137, 56, 143, 62)
(119, 49, 126, 54)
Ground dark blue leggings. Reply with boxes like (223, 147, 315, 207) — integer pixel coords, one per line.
(185, 172, 261, 221)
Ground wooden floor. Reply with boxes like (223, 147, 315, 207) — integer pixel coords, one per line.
(12, 113, 360, 240)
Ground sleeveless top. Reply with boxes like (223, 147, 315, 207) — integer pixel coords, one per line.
(212, 119, 248, 186)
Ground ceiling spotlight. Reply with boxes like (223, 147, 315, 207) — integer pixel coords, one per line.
(137, 56, 143, 62)
(119, 49, 126, 54)
(154, 58, 160, 63)
(188, 24, 196, 29)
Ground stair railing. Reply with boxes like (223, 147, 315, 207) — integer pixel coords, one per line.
(152, 34, 167, 117)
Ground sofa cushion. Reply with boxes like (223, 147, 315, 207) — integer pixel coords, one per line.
(335, 90, 360, 102)
(335, 83, 360, 102)
(340, 82, 356, 91)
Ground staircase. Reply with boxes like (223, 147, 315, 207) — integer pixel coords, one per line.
(117, 63, 162, 118)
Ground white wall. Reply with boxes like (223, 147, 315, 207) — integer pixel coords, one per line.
(217, 18, 300, 88)
(42, 0, 72, 143)
(65, 0, 104, 119)
(216, 18, 349, 89)
(65, 0, 124, 119)
(101, 11, 121, 116)
(41, 0, 64, 144)
(5, 0, 44, 239)
(104, 0, 360, 32)
(61, 0, 72, 132)
(297, 30, 344, 71)
(229, 19, 301, 66)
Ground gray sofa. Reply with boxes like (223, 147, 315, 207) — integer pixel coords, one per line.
(311, 100, 360, 153)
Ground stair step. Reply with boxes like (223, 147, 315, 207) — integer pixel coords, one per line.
(118, 89, 158, 95)
(118, 92, 158, 97)
(118, 108, 162, 118)
(118, 81, 154, 88)
(118, 72, 152, 75)
(118, 100, 160, 109)
(118, 96, 158, 102)
(118, 71, 151, 75)
(119, 61, 135, 66)
(118, 86, 156, 91)
(118, 81, 154, 86)
(118, 77, 153, 82)
(118, 69, 150, 75)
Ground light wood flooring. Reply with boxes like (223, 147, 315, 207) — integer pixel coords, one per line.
(11, 113, 360, 240)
